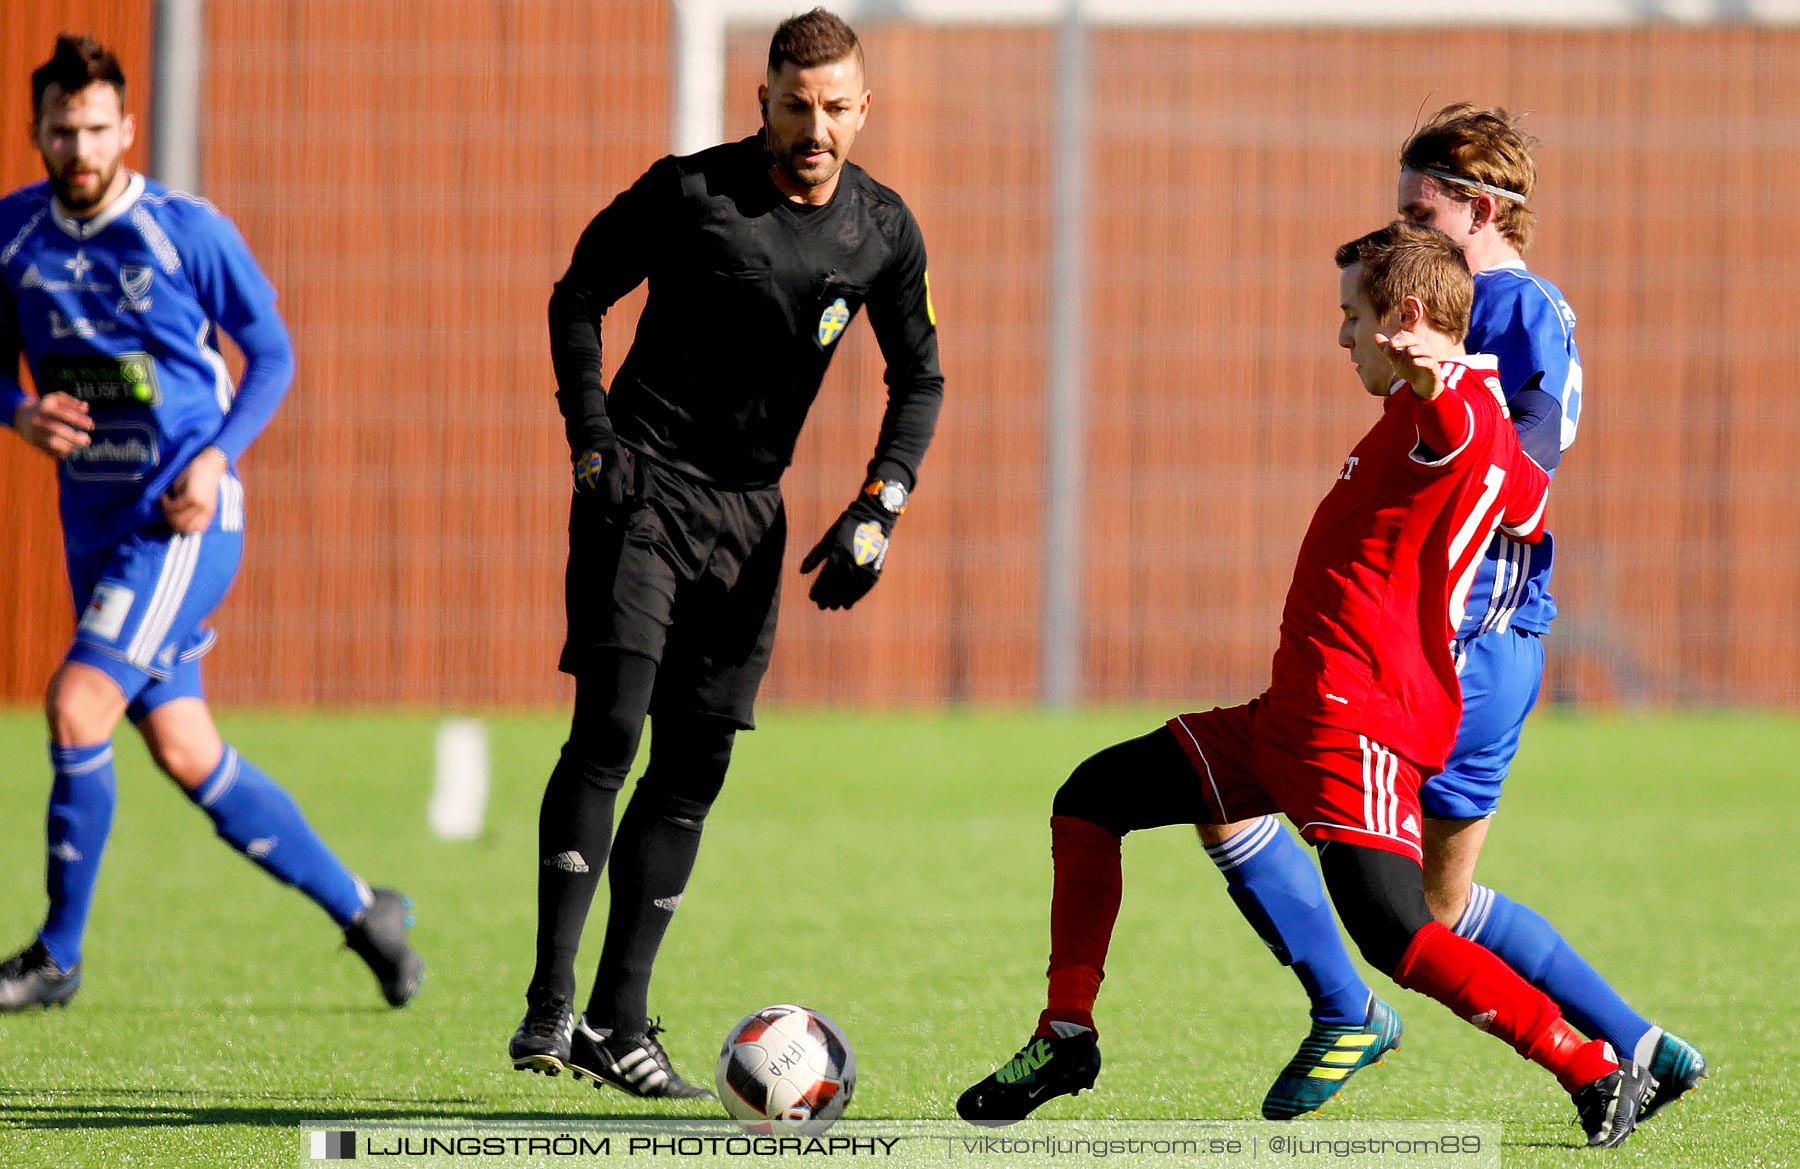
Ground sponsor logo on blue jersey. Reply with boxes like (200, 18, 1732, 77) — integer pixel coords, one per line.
(64, 422, 160, 482)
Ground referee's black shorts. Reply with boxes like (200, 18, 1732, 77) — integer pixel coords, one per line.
(559, 453, 783, 730)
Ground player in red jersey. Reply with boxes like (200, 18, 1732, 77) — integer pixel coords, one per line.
(956, 222, 1651, 1147)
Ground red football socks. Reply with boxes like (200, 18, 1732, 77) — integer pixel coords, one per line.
(1395, 921, 1619, 1092)
(1038, 815, 1123, 1037)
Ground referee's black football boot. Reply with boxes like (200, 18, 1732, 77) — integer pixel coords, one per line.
(0, 939, 80, 1012)
(567, 1016, 717, 1099)
(343, 887, 423, 1007)
(1571, 1053, 1653, 1148)
(510, 992, 575, 1075)
(956, 1027, 1102, 1126)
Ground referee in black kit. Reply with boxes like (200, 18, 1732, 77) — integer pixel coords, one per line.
(510, 8, 943, 1098)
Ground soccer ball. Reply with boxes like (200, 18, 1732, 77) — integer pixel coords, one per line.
(715, 1005, 856, 1135)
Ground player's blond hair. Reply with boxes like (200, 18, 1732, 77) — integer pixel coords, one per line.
(1336, 221, 1473, 341)
(1400, 103, 1540, 252)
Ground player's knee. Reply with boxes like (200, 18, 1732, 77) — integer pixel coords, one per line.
(556, 738, 631, 793)
(1318, 843, 1433, 975)
(144, 735, 221, 788)
(1052, 751, 1125, 834)
(1199, 818, 1264, 848)
(638, 716, 736, 821)
(560, 697, 650, 790)
(1339, 913, 1417, 976)
(563, 657, 657, 784)
(1423, 883, 1467, 928)
(44, 666, 125, 745)
(1054, 731, 1195, 836)
(129, 698, 226, 789)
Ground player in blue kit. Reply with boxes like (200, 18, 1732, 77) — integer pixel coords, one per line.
(1193, 105, 1703, 1120)
(0, 35, 420, 1011)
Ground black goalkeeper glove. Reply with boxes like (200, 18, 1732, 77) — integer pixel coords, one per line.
(571, 435, 638, 515)
(799, 475, 910, 611)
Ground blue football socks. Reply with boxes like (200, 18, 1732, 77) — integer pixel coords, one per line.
(39, 742, 119, 970)
(1207, 815, 1370, 1026)
(1454, 882, 1652, 1059)
(189, 746, 369, 926)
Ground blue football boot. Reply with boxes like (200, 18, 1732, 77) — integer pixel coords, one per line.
(1262, 996, 1403, 1119)
(1641, 1030, 1707, 1121)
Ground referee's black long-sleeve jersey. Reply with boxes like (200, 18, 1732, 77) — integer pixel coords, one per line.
(549, 136, 943, 492)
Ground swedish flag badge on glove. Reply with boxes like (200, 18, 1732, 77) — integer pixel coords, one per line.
(852, 520, 888, 568)
(574, 447, 604, 492)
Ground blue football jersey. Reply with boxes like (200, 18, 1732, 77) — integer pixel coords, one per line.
(1458, 262, 1582, 638)
(1, 172, 293, 557)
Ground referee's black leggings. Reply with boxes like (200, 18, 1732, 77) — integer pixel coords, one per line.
(561, 655, 735, 815)
(531, 652, 737, 1011)
(1052, 728, 1432, 976)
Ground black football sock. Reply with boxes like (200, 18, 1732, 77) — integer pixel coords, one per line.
(529, 654, 656, 1005)
(586, 716, 735, 1035)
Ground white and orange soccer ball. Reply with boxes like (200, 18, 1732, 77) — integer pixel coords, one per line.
(715, 1005, 856, 1135)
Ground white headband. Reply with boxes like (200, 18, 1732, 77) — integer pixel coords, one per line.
(1423, 166, 1527, 205)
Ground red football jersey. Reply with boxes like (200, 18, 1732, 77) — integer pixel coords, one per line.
(1264, 353, 1549, 771)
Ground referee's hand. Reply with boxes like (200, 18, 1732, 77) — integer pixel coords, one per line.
(800, 498, 892, 611)
(573, 441, 637, 513)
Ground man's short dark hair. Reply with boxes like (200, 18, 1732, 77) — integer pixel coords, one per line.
(767, 7, 863, 74)
(1336, 221, 1473, 341)
(31, 34, 126, 115)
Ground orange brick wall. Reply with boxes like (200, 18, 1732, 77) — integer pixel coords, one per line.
(4, 15, 1796, 709)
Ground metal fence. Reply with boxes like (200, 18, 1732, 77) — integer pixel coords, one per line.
(3, 2, 1797, 708)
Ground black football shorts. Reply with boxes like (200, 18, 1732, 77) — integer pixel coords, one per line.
(559, 454, 783, 729)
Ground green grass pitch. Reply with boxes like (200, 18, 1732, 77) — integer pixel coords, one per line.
(0, 708, 1793, 1166)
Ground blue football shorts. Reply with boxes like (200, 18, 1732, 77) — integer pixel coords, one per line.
(1421, 627, 1546, 820)
(63, 507, 244, 721)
